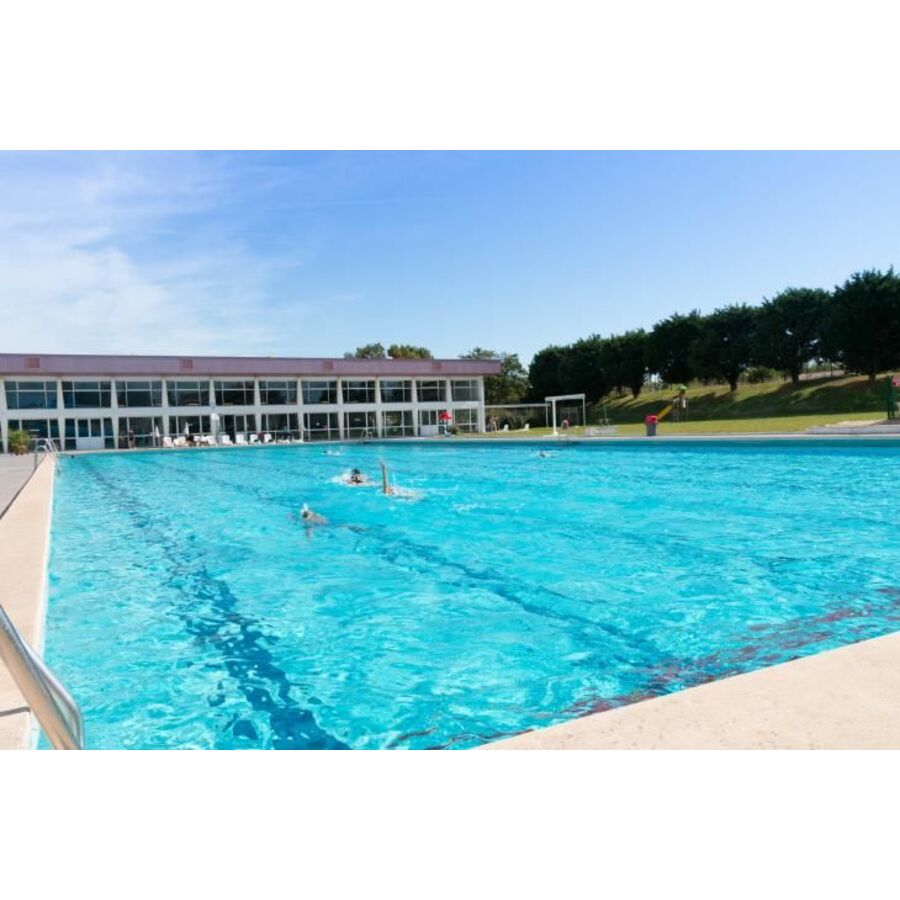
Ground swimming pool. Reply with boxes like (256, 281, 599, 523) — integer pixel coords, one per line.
(44, 440, 900, 749)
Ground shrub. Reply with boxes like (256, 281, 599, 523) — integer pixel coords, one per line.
(7, 429, 32, 455)
(744, 366, 778, 384)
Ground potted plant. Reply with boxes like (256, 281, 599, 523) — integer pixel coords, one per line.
(7, 429, 32, 455)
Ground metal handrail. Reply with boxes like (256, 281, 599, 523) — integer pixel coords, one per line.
(32, 437, 60, 471)
(0, 604, 84, 750)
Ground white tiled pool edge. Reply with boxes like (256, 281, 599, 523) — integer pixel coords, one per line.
(482, 629, 900, 749)
(0, 457, 55, 750)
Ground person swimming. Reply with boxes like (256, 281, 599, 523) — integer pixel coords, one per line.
(379, 460, 396, 495)
(344, 467, 368, 485)
(300, 503, 328, 525)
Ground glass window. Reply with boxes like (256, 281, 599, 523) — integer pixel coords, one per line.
(219, 414, 256, 437)
(379, 380, 411, 403)
(344, 410, 376, 438)
(117, 416, 164, 448)
(7, 418, 60, 450)
(63, 417, 114, 450)
(416, 379, 445, 402)
(166, 380, 210, 407)
(303, 411, 339, 440)
(382, 409, 414, 437)
(260, 380, 297, 405)
(62, 381, 111, 409)
(173, 415, 211, 436)
(214, 380, 255, 406)
(261, 413, 300, 439)
(4, 380, 57, 410)
(451, 379, 479, 401)
(454, 408, 479, 433)
(116, 380, 162, 408)
(302, 380, 337, 405)
(342, 379, 376, 404)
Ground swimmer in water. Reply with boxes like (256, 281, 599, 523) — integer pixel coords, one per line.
(300, 503, 328, 525)
(299, 503, 328, 541)
(379, 460, 396, 496)
(344, 467, 368, 486)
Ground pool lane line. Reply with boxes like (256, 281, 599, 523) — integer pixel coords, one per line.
(56, 456, 348, 750)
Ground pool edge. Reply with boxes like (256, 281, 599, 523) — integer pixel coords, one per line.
(480, 628, 900, 750)
(0, 457, 56, 750)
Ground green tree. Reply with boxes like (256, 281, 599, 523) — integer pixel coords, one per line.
(527, 345, 567, 400)
(690, 304, 758, 391)
(388, 344, 433, 359)
(344, 342, 387, 359)
(460, 348, 529, 404)
(823, 269, 900, 381)
(753, 287, 829, 386)
(600, 330, 648, 398)
(558, 336, 609, 401)
(645, 311, 703, 384)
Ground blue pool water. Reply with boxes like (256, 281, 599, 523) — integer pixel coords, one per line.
(45, 440, 900, 749)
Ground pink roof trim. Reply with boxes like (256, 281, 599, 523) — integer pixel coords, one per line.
(0, 353, 501, 377)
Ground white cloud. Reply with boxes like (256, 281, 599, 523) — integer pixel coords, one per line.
(0, 153, 322, 355)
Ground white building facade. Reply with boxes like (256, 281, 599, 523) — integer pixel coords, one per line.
(0, 353, 500, 452)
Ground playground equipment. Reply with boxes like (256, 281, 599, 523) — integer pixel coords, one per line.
(658, 385, 688, 422)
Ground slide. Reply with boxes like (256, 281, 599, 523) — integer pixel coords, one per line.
(657, 403, 674, 421)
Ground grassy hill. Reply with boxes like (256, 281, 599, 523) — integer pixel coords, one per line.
(601, 373, 892, 425)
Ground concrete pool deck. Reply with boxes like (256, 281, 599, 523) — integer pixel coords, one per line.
(483, 631, 900, 749)
(2, 439, 900, 750)
(0, 456, 54, 750)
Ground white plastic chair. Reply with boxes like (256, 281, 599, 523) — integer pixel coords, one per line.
(235, 433, 247, 445)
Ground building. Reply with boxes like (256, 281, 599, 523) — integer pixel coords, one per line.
(0, 353, 501, 451)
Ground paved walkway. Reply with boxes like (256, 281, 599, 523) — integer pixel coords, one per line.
(0, 457, 54, 749)
(0, 455, 37, 517)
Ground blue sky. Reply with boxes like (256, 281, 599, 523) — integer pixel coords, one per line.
(2, 151, 900, 363)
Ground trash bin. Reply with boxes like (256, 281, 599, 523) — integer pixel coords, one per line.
(644, 414, 658, 437)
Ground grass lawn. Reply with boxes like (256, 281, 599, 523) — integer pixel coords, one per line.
(477, 372, 896, 438)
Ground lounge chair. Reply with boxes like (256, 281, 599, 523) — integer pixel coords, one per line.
(173, 436, 187, 448)
(249, 433, 259, 444)
(220, 433, 233, 445)
(203, 435, 216, 446)
(235, 433, 247, 445)
(262, 433, 273, 444)
(162, 436, 174, 448)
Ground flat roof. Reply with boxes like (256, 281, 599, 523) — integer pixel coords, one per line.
(0, 353, 501, 377)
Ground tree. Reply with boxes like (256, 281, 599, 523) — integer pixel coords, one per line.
(645, 311, 703, 384)
(460, 348, 529, 404)
(528, 345, 567, 400)
(753, 287, 829, 386)
(387, 344, 433, 359)
(600, 330, 648, 398)
(558, 336, 609, 401)
(690, 304, 758, 391)
(344, 343, 387, 359)
(823, 269, 900, 381)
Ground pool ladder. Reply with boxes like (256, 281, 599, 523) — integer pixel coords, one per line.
(33, 436, 60, 471)
(0, 604, 84, 749)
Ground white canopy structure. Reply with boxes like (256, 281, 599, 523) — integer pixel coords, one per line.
(545, 393, 587, 435)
